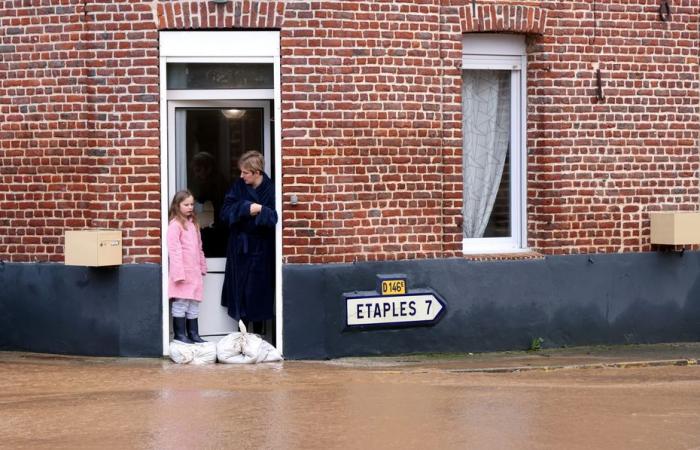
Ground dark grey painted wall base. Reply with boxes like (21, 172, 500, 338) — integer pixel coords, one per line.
(0, 263, 162, 357)
(282, 252, 700, 359)
(3, 252, 699, 360)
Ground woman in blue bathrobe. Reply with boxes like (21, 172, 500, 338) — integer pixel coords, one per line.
(220, 151, 277, 333)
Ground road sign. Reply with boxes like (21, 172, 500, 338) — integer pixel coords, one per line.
(345, 291, 445, 329)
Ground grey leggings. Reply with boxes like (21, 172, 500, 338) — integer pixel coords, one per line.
(171, 298, 200, 319)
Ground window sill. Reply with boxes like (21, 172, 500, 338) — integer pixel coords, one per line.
(461, 250, 544, 262)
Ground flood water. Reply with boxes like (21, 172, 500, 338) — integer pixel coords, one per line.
(2, 353, 700, 449)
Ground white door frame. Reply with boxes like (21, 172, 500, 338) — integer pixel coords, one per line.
(167, 100, 272, 212)
(159, 31, 283, 355)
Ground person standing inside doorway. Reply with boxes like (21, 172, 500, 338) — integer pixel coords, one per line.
(167, 190, 208, 344)
(220, 151, 277, 334)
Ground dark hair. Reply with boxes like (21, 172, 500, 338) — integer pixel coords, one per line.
(168, 190, 199, 229)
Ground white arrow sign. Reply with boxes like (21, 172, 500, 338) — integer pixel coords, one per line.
(346, 293, 444, 327)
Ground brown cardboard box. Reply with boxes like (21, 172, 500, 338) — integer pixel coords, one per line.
(64, 230, 123, 266)
(649, 212, 700, 245)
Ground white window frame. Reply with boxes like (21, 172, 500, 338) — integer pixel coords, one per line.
(159, 31, 283, 355)
(461, 34, 528, 254)
(167, 100, 272, 200)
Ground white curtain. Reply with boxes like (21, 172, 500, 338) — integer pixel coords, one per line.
(462, 70, 511, 239)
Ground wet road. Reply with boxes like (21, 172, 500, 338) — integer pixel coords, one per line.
(2, 353, 700, 449)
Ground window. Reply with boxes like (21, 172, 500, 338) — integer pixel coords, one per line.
(167, 63, 273, 90)
(462, 34, 527, 253)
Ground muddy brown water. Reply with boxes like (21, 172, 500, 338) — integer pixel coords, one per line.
(2, 353, 700, 449)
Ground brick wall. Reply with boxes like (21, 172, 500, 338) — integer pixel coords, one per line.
(0, 0, 160, 263)
(1, 0, 698, 264)
(281, 1, 451, 263)
(527, 0, 699, 254)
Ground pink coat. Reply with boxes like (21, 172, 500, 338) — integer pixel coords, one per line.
(167, 218, 207, 302)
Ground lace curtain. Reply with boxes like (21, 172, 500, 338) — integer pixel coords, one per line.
(462, 70, 511, 239)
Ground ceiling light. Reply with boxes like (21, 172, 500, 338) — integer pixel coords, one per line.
(222, 109, 246, 120)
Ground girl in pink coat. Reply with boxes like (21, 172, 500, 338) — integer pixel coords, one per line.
(167, 190, 208, 344)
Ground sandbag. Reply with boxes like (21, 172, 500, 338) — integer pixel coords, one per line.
(216, 322, 283, 364)
(169, 340, 217, 365)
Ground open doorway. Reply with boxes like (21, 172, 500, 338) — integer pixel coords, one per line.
(159, 31, 282, 355)
(168, 101, 274, 343)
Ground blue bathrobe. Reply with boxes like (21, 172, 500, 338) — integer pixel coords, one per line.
(220, 174, 277, 321)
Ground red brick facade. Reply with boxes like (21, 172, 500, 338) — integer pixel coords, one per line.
(1, 0, 698, 264)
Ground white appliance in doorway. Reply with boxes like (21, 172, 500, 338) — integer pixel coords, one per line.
(167, 100, 271, 339)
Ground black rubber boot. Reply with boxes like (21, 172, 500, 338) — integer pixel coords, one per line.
(173, 317, 194, 344)
(186, 318, 206, 343)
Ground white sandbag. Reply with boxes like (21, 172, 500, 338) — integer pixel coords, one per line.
(258, 339, 283, 362)
(169, 340, 217, 365)
(192, 341, 217, 365)
(216, 332, 254, 364)
(216, 322, 283, 364)
(241, 333, 263, 358)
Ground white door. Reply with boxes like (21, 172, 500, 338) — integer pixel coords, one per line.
(167, 100, 271, 339)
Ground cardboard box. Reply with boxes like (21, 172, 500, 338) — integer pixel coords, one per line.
(64, 230, 123, 266)
(649, 212, 700, 245)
